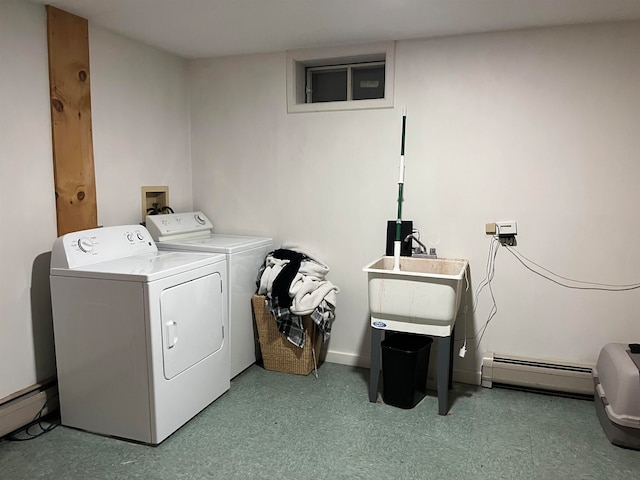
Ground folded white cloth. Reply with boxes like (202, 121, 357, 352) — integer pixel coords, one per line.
(298, 259, 329, 280)
(288, 259, 329, 297)
(290, 278, 339, 315)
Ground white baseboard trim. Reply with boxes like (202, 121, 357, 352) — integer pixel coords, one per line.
(454, 368, 482, 386)
(323, 350, 369, 368)
(0, 384, 58, 437)
(324, 351, 482, 386)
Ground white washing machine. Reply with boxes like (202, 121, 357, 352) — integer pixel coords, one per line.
(49, 225, 229, 445)
(146, 212, 272, 379)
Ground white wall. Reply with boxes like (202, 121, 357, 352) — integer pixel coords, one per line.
(3, 0, 639, 398)
(0, 0, 57, 399)
(90, 27, 192, 226)
(0, 1, 192, 399)
(189, 21, 640, 381)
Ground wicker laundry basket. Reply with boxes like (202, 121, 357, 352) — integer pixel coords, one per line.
(252, 294, 321, 375)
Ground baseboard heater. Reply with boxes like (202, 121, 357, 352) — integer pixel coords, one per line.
(0, 379, 58, 438)
(482, 353, 594, 396)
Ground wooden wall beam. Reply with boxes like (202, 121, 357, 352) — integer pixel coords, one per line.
(46, 6, 97, 236)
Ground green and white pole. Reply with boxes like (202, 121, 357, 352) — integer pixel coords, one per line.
(393, 107, 407, 271)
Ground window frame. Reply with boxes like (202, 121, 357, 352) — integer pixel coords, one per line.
(286, 41, 395, 114)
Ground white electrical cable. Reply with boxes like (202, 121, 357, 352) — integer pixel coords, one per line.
(505, 246, 640, 290)
(458, 268, 471, 357)
(455, 236, 500, 347)
(459, 304, 468, 357)
(456, 235, 640, 347)
(471, 236, 500, 314)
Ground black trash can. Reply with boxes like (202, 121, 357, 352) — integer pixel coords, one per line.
(381, 333, 433, 409)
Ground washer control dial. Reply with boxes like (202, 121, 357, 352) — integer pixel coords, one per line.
(77, 237, 94, 253)
(194, 214, 206, 225)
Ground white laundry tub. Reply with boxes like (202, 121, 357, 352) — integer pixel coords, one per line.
(363, 256, 468, 337)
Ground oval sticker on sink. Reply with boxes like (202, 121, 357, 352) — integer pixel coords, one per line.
(372, 321, 387, 329)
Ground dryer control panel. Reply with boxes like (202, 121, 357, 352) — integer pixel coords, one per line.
(146, 211, 214, 241)
(51, 225, 158, 269)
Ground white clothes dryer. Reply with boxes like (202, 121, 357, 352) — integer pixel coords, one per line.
(50, 225, 229, 445)
(146, 212, 272, 379)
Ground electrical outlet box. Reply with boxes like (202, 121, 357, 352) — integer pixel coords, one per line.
(141, 186, 169, 221)
(485, 222, 496, 235)
(496, 221, 517, 236)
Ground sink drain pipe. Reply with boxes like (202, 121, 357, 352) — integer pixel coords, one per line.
(393, 107, 407, 271)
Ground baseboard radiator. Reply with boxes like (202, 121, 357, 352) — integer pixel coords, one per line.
(482, 353, 594, 396)
(0, 379, 58, 438)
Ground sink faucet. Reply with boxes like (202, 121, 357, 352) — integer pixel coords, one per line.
(404, 233, 427, 254)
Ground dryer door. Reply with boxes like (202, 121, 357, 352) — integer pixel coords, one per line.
(160, 272, 224, 379)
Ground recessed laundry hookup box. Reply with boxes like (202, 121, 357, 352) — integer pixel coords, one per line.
(592, 343, 640, 450)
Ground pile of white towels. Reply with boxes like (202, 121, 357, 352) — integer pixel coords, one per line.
(257, 248, 339, 347)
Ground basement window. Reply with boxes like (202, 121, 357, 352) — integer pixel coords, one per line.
(287, 42, 395, 113)
(306, 62, 385, 103)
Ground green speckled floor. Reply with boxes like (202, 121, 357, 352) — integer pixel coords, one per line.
(2, 363, 639, 479)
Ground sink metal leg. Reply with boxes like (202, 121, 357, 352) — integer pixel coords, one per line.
(437, 335, 452, 415)
(449, 324, 455, 390)
(369, 327, 383, 402)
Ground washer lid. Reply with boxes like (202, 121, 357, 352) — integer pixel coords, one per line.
(158, 234, 273, 254)
(51, 250, 226, 282)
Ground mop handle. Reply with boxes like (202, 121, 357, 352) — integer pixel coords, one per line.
(395, 107, 407, 243)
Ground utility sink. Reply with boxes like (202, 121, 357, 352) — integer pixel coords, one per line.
(365, 255, 470, 414)
(363, 256, 469, 337)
